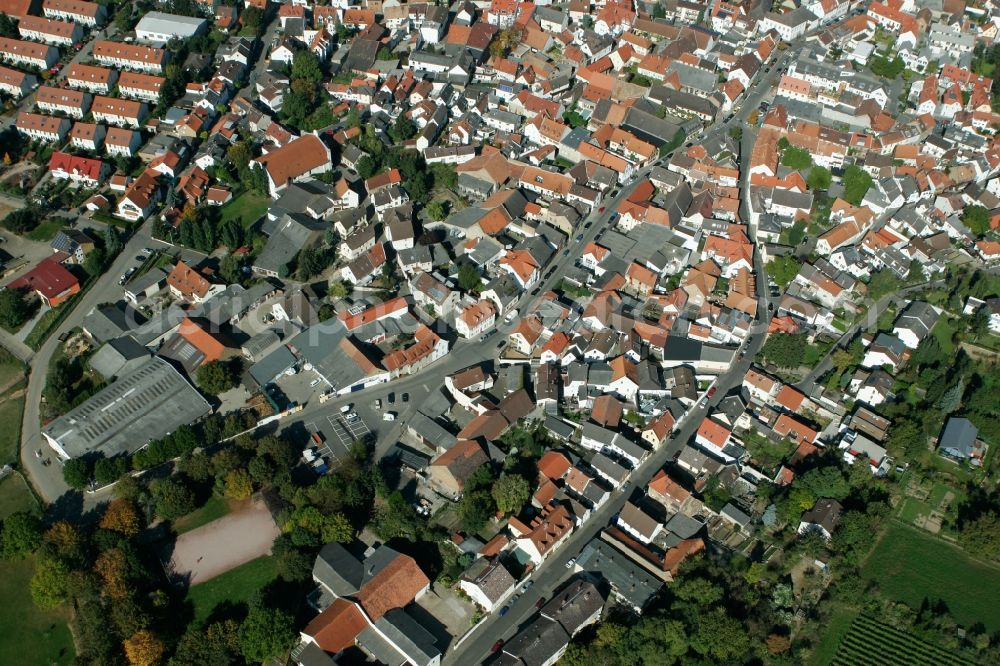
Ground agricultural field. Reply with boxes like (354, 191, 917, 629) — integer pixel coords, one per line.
(862, 523, 1000, 631)
(830, 615, 972, 666)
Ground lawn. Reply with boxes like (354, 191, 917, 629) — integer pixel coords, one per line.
(25, 219, 64, 242)
(172, 494, 232, 535)
(0, 557, 75, 665)
(809, 603, 859, 666)
(0, 389, 26, 466)
(0, 474, 38, 520)
(932, 317, 958, 354)
(219, 192, 270, 230)
(862, 522, 1000, 631)
(185, 555, 278, 625)
(0, 346, 25, 389)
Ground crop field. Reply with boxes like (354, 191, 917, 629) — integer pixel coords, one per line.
(831, 615, 972, 666)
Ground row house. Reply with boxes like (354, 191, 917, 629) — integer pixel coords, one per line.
(104, 127, 142, 157)
(69, 121, 104, 151)
(35, 85, 91, 118)
(15, 111, 70, 142)
(65, 63, 117, 94)
(91, 95, 147, 128)
(117, 71, 164, 103)
(42, 0, 107, 27)
(0, 65, 35, 98)
(48, 151, 110, 188)
(92, 40, 166, 74)
(18, 15, 84, 47)
(0, 37, 59, 69)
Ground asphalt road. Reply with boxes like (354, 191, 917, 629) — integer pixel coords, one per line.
(19, 219, 180, 506)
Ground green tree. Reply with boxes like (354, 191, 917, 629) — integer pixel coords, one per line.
(842, 165, 873, 205)
(388, 113, 415, 142)
(761, 332, 809, 368)
(0, 288, 30, 329)
(800, 465, 850, 500)
(960, 511, 1000, 559)
(329, 281, 350, 300)
(62, 458, 92, 490)
(457, 262, 482, 292)
(563, 110, 586, 128)
(0, 12, 17, 38)
(768, 255, 800, 288)
(30, 556, 73, 609)
(224, 469, 253, 500)
(426, 200, 448, 221)
(689, 609, 752, 660)
(197, 359, 240, 395)
(457, 490, 494, 534)
(291, 50, 323, 84)
(430, 163, 457, 190)
(728, 125, 742, 140)
(238, 602, 296, 663)
(150, 477, 197, 520)
(807, 166, 832, 190)
(491, 475, 530, 514)
(2, 208, 40, 233)
(356, 155, 376, 180)
(83, 245, 107, 277)
(1, 511, 42, 559)
(780, 146, 812, 170)
(962, 205, 990, 235)
(241, 6, 262, 30)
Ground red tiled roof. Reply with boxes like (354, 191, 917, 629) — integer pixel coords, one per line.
(302, 599, 367, 654)
(356, 553, 430, 620)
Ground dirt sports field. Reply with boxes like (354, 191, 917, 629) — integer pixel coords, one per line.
(167, 497, 280, 586)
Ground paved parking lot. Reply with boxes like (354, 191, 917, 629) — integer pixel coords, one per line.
(304, 412, 372, 465)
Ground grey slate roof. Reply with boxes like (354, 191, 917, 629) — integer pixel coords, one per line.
(575, 537, 662, 610)
(42, 357, 211, 459)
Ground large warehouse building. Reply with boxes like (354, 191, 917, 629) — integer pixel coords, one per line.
(42, 356, 212, 460)
(134, 11, 207, 44)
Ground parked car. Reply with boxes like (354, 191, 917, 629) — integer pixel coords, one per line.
(535, 597, 546, 608)
(491, 640, 505, 653)
(520, 580, 533, 593)
(499, 606, 510, 617)
(401, 392, 409, 403)
(383, 411, 396, 422)
(372, 399, 381, 410)
(565, 558, 576, 569)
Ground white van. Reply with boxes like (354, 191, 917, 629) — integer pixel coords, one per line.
(340, 404, 351, 413)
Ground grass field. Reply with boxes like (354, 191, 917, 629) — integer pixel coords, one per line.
(932, 317, 958, 354)
(0, 474, 38, 520)
(25, 219, 64, 243)
(219, 192, 270, 230)
(173, 494, 232, 535)
(0, 389, 26, 466)
(862, 523, 1000, 631)
(185, 555, 278, 625)
(0, 346, 25, 389)
(0, 557, 75, 665)
(809, 603, 859, 666)
(830, 615, 972, 666)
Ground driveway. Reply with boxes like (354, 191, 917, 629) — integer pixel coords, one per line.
(165, 496, 280, 586)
